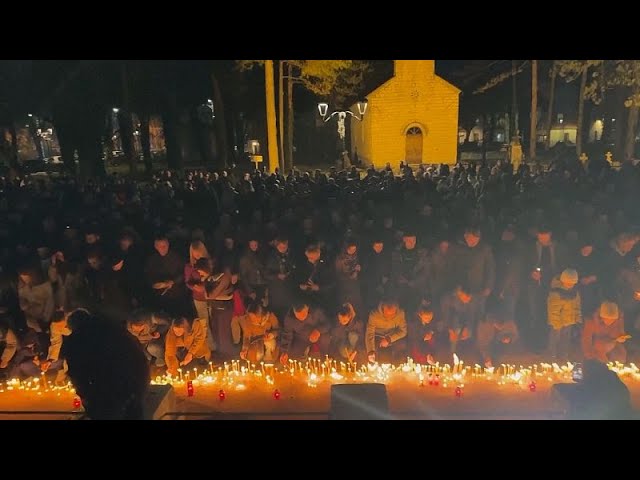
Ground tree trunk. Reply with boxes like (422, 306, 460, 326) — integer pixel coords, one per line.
(278, 60, 285, 172)
(481, 113, 490, 162)
(511, 60, 519, 137)
(118, 110, 136, 175)
(121, 61, 137, 176)
(576, 67, 588, 158)
(163, 108, 182, 171)
(8, 124, 18, 168)
(624, 102, 639, 161)
(211, 72, 229, 168)
(265, 60, 280, 173)
(529, 60, 538, 161)
(139, 113, 153, 174)
(286, 69, 294, 171)
(546, 61, 556, 150)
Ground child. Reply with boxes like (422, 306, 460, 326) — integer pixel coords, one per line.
(547, 268, 581, 361)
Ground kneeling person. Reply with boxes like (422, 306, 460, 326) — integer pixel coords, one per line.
(279, 301, 330, 364)
(330, 303, 364, 363)
(366, 297, 408, 364)
(165, 317, 211, 377)
(238, 302, 279, 363)
(582, 301, 630, 364)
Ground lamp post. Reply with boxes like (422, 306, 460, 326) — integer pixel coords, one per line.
(317, 99, 368, 168)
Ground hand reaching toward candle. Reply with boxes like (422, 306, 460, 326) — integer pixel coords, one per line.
(180, 353, 193, 366)
(240, 349, 248, 360)
(280, 353, 289, 365)
(299, 283, 309, 291)
(40, 360, 52, 372)
(151, 331, 160, 339)
(423, 332, 433, 342)
(379, 337, 390, 348)
(501, 336, 512, 344)
(368, 353, 376, 363)
(348, 350, 357, 362)
(617, 334, 632, 343)
(309, 282, 320, 292)
(309, 329, 321, 343)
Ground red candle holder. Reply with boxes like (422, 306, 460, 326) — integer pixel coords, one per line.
(273, 389, 281, 400)
(218, 389, 226, 401)
(455, 386, 463, 398)
(187, 380, 194, 397)
(73, 397, 82, 408)
(434, 374, 440, 386)
(529, 381, 536, 392)
(428, 373, 433, 386)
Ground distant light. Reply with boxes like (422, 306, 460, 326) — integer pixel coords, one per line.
(318, 103, 329, 117)
(356, 99, 368, 117)
(27, 113, 33, 117)
(559, 119, 563, 124)
(612, 118, 616, 122)
(112, 107, 120, 113)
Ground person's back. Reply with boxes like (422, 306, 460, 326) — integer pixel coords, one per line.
(64, 314, 150, 420)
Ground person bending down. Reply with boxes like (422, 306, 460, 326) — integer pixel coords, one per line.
(330, 303, 364, 363)
(279, 302, 330, 364)
(237, 302, 279, 363)
(582, 301, 630, 364)
(165, 317, 211, 377)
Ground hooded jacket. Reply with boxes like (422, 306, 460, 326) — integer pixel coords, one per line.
(164, 318, 210, 374)
(547, 276, 582, 329)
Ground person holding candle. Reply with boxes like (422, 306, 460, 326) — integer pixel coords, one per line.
(279, 301, 330, 364)
(330, 303, 364, 363)
(441, 283, 481, 355)
(408, 302, 445, 365)
(127, 311, 170, 367)
(165, 316, 211, 377)
(239, 236, 268, 307)
(476, 302, 520, 368)
(547, 268, 581, 362)
(366, 297, 408, 364)
(185, 241, 216, 351)
(582, 301, 629, 363)
(391, 231, 429, 315)
(237, 302, 279, 363)
(295, 243, 335, 311)
(264, 237, 296, 322)
(335, 240, 363, 314)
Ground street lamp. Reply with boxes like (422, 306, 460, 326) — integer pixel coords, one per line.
(317, 99, 368, 164)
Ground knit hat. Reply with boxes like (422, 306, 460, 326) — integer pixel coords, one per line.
(560, 269, 579, 285)
(599, 302, 619, 320)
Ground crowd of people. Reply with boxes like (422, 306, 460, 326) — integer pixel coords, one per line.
(1, 154, 640, 387)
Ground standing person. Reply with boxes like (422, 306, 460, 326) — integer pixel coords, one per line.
(195, 257, 236, 360)
(184, 240, 212, 321)
(366, 297, 408, 364)
(330, 303, 364, 363)
(265, 237, 296, 321)
(17, 264, 55, 333)
(526, 224, 567, 353)
(391, 231, 430, 316)
(117, 229, 146, 308)
(455, 225, 495, 318)
(296, 243, 334, 311)
(582, 301, 629, 363)
(47, 251, 83, 313)
(547, 269, 581, 362)
(575, 236, 603, 319)
(428, 235, 457, 312)
(239, 236, 268, 307)
(279, 301, 330, 363)
(237, 302, 279, 363)
(145, 233, 188, 317)
(493, 224, 523, 325)
(361, 238, 391, 314)
(335, 240, 364, 315)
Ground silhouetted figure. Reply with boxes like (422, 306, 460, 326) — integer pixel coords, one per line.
(64, 310, 150, 420)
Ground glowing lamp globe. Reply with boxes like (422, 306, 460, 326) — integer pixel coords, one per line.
(219, 389, 226, 401)
(273, 389, 281, 400)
